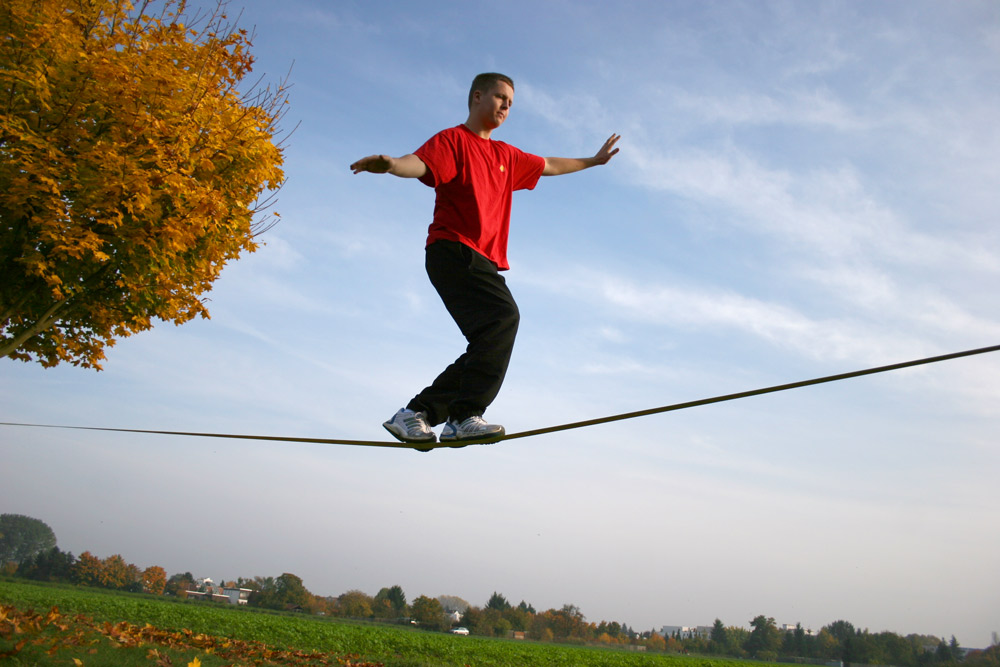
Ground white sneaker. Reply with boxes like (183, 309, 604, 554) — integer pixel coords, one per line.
(440, 415, 505, 443)
(383, 408, 436, 444)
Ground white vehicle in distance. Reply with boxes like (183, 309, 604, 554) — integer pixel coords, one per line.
(450, 627, 470, 635)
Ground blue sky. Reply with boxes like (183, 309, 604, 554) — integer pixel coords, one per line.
(2, 0, 999, 647)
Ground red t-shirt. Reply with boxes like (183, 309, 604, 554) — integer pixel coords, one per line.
(414, 124, 545, 270)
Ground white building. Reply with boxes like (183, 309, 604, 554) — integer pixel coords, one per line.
(186, 578, 252, 605)
(661, 623, 817, 639)
(661, 625, 712, 639)
(223, 587, 253, 605)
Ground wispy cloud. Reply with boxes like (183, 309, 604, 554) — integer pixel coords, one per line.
(524, 256, 1000, 371)
(533, 267, 902, 362)
(625, 142, 1000, 275)
(669, 88, 868, 131)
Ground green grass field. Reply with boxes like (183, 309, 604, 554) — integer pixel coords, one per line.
(1, 578, 760, 667)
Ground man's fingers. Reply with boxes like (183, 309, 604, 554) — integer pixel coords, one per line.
(597, 134, 621, 162)
(350, 155, 390, 174)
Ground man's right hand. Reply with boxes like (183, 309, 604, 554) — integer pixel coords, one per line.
(350, 154, 393, 174)
(350, 153, 427, 178)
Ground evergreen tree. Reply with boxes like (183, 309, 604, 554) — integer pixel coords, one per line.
(18, 546, 74, 582)
(486, 592, 510, 611)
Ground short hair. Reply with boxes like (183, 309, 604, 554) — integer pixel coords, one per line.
(468, 73, 515, 109)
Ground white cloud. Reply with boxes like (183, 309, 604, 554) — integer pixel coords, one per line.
(670, 87, 868, 131)
(625, 143, 1000, 278)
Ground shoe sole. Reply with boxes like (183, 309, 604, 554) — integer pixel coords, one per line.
(440, 429, 505, 445)
(382, 422, 436, 445)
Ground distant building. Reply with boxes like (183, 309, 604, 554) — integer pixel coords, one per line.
(662, 623, 816, 639)
(223, 587, 252, 605)
(661, 625, 712, 639)
(184, 589, 231, 603)
(185, 578, 252, 605)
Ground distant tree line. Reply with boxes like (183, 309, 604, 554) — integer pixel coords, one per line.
(695, 616, 985, 667)
(8, 544, 166, 595)
(3, 514, 997, 666)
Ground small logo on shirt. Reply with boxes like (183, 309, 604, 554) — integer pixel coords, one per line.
(499, 164, 505, 172)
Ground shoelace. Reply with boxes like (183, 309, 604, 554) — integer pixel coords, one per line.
(460, 415, 490, 430)
(403, 413, 430, 434)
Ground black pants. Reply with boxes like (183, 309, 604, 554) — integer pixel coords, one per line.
(407, 240, 520, 426)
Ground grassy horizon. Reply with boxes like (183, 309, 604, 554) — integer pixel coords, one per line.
(1, 578, 764, 666)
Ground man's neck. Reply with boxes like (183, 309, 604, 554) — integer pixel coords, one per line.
(463, 117, 493, 139)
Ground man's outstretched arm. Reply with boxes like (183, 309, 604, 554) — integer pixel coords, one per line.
(542, 134, 621, 176)
(350, 153, 427, 178)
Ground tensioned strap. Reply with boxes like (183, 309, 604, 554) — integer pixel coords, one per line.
(502, 343, 1000, 441)
(0, 422, 419, 449)
(2, 344, 998, 450)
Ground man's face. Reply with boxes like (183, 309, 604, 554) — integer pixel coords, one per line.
(472, 81, 514, 130)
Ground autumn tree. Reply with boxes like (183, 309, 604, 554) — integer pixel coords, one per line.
(165, 571, 195, 597)
(374, 585, 407, 618)
(142, 565, 166, 595)
(645, 631, 666, 651)
(410, 595, 447, 631)
(71, 550, 105, 587)
(469, 607, 508, 637)
(101, 553, 134, 589)
(336, 590, 374, 619)
(964, 644, 1000, 667)
(0, 513, 57, 564)
(597, 620, 624, 642)
(0, 0, 289, 368)
(549, 604, 588, 640)
(304, 594, 331, 616)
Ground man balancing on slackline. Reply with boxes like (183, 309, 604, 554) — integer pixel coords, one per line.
(351, 72, 620, 446)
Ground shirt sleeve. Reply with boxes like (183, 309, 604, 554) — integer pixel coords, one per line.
(414, 130, 458, 188)
(510, 149, 545, 191)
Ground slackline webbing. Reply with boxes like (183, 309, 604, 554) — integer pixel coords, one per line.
(502, 343, 1000, 441)
(2, 343, 998, 450)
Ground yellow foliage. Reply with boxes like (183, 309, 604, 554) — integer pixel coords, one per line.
(0, 0, 289, 368)
(646, 632, 667, 651)
(1, 602, 384, 665)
